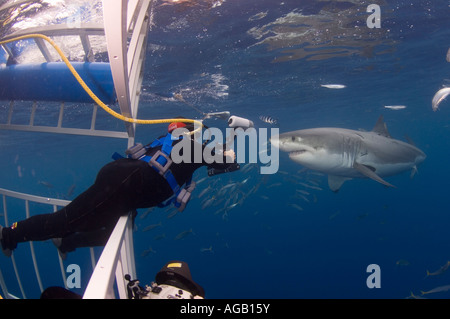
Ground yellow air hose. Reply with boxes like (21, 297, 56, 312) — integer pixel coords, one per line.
(0, 33, 204, 129)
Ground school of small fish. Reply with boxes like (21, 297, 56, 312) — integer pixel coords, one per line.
(135, 159, 450, 298)
(406, 261, 450, 298)
(135, 163, 325, 258)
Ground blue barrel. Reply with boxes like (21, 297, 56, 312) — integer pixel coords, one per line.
(0, 62, 116, 104)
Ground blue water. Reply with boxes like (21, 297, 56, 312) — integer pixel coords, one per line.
(1, 0, 450, 299)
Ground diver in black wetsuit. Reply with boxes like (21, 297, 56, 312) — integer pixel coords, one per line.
(0, 120, 237, 257)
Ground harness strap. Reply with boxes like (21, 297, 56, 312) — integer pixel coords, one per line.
(115, 133, 195, 212)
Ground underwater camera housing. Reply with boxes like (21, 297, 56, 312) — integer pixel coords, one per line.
(207, 114, 254, 176)
(125, 261, 205, 299)
(228, 115, 254, 129)
(206, 140, 240, 176)
(141, 284, 201, 299)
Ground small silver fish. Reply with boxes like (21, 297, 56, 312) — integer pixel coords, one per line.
(421, 284, 450, 295)
(296, 189, 310, 196)
(66, 184, 76, 197)
(407, 292, 427, 299)
(298, 182, 323, 191)
(384, 105, 406, 110)
(38, 180, 54, 188)
(259, 115, 278, 125)
(197, 186, 211, 199)
(289, 203, 303, 211)
(142, 222, 162, 232)
(153, 233, 166, 241)
(167, 209, 179, 219)
(321, 84, 346, 89)
(140, 207, 155, 219)
(201, 197, 215, 210)
(141, 246, 156, 257)
(221, 182, 237, 190)
(200, 246, 214, 253)
(17, 165, 23, 178)
(425, 261, 450, 277)
(195, 177, 207, 185)
(432, 87, 450, 111)
(174, 228, 194, 240)
(297, 194, 310, 203)
(240, 163, 257, 174)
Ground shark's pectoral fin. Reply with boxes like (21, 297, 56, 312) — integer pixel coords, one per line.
(353, 162, 396, 188)
(328, 175, 352, 192)
(410, 165, 418, 179)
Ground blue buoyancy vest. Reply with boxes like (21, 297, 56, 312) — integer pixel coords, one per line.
(113, 133, 196, 212)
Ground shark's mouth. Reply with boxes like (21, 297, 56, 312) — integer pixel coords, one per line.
(289, 150, 306, 157)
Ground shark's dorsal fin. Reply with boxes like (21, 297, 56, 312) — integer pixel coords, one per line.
(353, 162, 396, 188)
(328, 175, 352, 192)
(372, 115, 391, 138)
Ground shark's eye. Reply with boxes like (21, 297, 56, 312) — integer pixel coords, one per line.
(291, 136, 296, 142)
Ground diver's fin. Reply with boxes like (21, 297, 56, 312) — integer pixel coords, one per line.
(353, 162, 396, 188)
(328, 175, 352, 192)
(372, 115, 391, 138)
(0, 225, 11, 257)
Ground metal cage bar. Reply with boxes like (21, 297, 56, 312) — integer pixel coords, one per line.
(0, 0, 148, 299)
(83, 212, 135, 299)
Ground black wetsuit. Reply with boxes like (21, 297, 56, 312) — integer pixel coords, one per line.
(1, 135, 234, 253)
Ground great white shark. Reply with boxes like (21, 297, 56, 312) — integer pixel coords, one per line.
(270, 116, 426, 191)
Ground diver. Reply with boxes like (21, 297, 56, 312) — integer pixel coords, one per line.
(0, 119, 238, 258)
